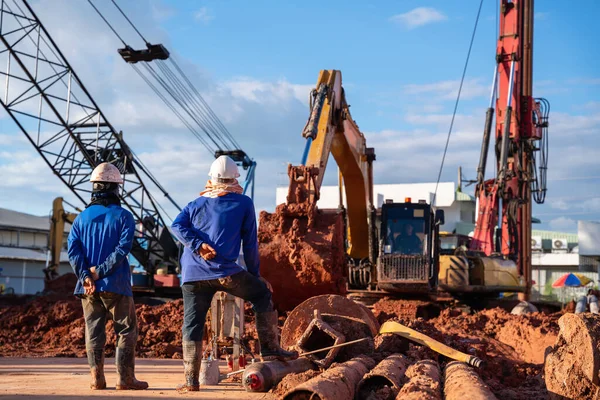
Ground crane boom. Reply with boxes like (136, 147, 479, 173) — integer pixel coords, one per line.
(0, 0, 180, 272)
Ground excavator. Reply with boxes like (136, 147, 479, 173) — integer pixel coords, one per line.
(43, 198, 79, 281)
(259, 0, 549, 312)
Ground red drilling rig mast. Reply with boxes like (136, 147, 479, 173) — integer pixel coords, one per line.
(470, 0, 549, 301)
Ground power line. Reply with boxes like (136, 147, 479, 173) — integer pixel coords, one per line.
(432, 0, 484, 206)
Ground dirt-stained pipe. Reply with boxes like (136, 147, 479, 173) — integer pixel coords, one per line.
(395, 360, 442, 400)
(444, 362, 497, 400)
(242, 358, 316, 393)
(283, 356, 376, 400)
(357, 354, 410, 400)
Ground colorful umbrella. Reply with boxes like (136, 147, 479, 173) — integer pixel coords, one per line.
(552, 273, 593, 288)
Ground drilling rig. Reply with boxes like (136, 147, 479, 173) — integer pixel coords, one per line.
(469, 0, 549, 302)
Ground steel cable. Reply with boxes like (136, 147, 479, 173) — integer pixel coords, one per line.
(432, 0, 485, 206)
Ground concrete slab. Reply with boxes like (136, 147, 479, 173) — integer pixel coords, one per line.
(0, 357, 275, 399)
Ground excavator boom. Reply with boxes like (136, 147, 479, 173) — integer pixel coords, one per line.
(259, 70, 376, 310)
(282, 70, 375, 259)
(44, 197, 79, 280)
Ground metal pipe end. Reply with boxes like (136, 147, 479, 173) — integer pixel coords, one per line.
(468, 356, 485, 368)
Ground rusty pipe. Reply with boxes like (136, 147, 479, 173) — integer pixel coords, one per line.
(396, 360, 442, 400)
(242, 358, 316, 393)
(357, 354, 410, 400)
(444, 362, 497, 400)
(283, 356, 376, 400)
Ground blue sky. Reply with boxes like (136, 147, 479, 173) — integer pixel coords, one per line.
(0, 0, 599, 233)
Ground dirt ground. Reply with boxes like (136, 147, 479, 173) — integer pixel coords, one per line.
(0, 276, 569, 399)
(0, 358, 273, 400)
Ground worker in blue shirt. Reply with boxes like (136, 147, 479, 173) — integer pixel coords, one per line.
(68, 162, 148, 391)
(171, 155, 298, 392)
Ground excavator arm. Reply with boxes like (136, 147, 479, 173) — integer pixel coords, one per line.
(283, 70, 375, 259)
(258, 70, 376, 310)
(44, 197, 79, 280)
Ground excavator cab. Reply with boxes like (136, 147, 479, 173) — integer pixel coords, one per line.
(376, 199, 443, 293)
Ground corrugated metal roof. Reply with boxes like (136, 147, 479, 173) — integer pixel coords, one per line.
(0, 207, 70, 233)
(532, 230, 579, 244)
(0, 246, 69, 262)
(455, 191, 475, 202)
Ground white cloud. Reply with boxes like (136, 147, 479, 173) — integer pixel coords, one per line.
(220, 78, 312, 106)
(534, 12, 550, 20)
(151, 3, 176, 21)
(567, 77, 600, 86)
(549, 199, 570, 211)
(551, 111, 600, 137)
(549, 217, 577, 232)
(403, 78, 489, 101)
(194, 7, 214, 24)
(390, 7, 447, 29)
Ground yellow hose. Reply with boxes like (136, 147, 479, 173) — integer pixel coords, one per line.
(379, 321, 484, 368)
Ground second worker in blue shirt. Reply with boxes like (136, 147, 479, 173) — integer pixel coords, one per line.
(171, 155, 298, 393)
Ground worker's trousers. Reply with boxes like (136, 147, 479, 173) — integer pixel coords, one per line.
(181, 270, 273, 342)
(81, 292, 138, 350)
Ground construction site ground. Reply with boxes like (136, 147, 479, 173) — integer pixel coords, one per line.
(0, 358, 272, 400)
(3, 274, 600, 399)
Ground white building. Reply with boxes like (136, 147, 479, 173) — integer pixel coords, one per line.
(0, 208, 71, 295)
(276, 182, 476, 234)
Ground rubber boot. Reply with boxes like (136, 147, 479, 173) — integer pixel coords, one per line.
(576, 296, 587, 314)
(591, 296, 600, 314)
(115, 347, 148, 390)
(176, 341, 202, 392)
(87, 348, 106, 390)
(256, 310, 298, 361)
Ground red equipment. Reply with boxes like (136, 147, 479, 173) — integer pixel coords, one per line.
(470, 0, 549, 301)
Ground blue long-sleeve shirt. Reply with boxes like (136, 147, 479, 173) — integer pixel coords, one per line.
(68, 204, 135, 297)
(171, 193, 259, 283)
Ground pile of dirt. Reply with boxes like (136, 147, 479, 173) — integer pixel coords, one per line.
(0, 293, 186, 358)
(258, 207, 346, 311)
(43, 273, 77, 295)
(373, 298, 442, 324)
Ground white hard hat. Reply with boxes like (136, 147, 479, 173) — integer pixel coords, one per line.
(209, 156, 240, 180)
(90, 162, 124, 184)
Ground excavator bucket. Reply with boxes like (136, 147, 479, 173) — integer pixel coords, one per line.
(258, 206, 347, 311)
